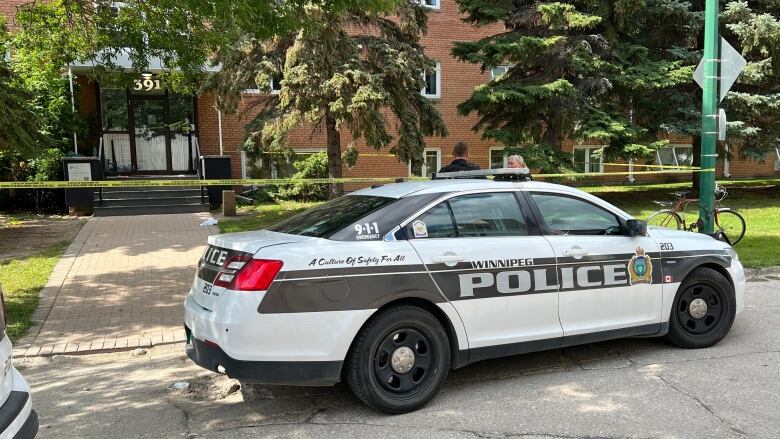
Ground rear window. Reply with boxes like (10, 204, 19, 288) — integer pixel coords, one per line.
(268, 195, 396, 238)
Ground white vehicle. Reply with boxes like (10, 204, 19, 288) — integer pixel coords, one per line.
(0, 287, 38, 438)
(184, 171, 745, 413)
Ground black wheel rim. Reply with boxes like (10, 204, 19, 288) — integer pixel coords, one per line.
(373, 327, 437, 396)
(676, 283, 726, 335)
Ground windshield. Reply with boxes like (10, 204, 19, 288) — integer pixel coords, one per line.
(268, 195, 396, 238)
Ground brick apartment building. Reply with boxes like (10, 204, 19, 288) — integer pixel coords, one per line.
(4, 0, 779, 185)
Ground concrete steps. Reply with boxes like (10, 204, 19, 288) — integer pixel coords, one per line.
(93, 177, 210, 216)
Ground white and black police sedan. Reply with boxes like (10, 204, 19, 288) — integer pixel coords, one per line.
(184, 170, 745, 413)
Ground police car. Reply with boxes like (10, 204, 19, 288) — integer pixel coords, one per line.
(184, 169, 745, 414)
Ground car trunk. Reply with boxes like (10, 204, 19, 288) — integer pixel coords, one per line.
(191, 230, 314, 310)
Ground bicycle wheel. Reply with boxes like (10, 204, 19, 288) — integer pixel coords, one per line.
(647, 210, 683, 230)
(715, 209, 746, 245)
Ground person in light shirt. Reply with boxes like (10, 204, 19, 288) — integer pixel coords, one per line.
(507, 155, 528, 170)
(494, 154, 532, 181)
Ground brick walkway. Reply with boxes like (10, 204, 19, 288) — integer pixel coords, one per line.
(13, 213, 217, 357)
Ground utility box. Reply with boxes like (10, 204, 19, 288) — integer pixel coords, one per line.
(200, 155, 231, 206)
(62, 157, 102, 215)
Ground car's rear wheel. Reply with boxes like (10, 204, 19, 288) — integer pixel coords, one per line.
(346, 305, 450, 414)
(667, 267, 736, 349)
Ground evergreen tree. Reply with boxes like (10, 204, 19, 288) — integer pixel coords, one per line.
(208, 1, 447, 197)
(453, 1, 610, 171)
(452, 1, 693, 172)
(721, 1, 780, 162)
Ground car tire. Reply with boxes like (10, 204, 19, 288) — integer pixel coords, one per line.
(345, 305, 450, 414)
(666, 267, 736, 349)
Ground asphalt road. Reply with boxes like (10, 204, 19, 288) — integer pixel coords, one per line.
(17, 269, 780, 439)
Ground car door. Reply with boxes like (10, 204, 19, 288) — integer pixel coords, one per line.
(527, 191, 663, 341)
(405, 191, 563, 357)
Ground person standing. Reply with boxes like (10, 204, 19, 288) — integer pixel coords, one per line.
(507, 155, 528, 170)
(438, 141, 480, 173)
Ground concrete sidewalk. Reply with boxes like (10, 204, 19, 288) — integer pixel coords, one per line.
(13, 213, 217, 357)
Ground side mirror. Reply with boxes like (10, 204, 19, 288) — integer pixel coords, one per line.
(627, 219, 648, 236)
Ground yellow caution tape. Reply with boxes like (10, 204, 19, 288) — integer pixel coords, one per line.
(0, 168, 713, 190)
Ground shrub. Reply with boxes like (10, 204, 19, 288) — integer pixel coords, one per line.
(265, 152, 329, 202)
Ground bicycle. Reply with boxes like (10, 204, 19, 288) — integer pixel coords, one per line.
(646, 185, 746, 245)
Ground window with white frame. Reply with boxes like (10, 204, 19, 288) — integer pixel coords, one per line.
(410, 149, 441, 178)
(270, 76, 281, 94)
(421, 62, 441, 99)
(774, 146, 780, 171)
(490, 148, 508, 169)
(420, 0, 440, 9)
(655, 145, 694, 168)
(490, 65, 511, 80)
(244, 75, 282, 95)
(573, 146, 604, 173)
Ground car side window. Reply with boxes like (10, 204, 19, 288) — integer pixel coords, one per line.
(406, 192, 528, 239)
(531, 193, 621, 236)
(449, 193, 528, 237)
(406, 202, 457, 239)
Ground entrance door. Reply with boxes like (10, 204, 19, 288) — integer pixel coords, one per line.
(130, 97, 170, 172)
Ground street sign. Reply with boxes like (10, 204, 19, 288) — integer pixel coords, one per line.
(694, 37, 747, 102)
(718, 108, 727, 141)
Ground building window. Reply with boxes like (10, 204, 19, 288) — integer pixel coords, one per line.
(774, 147, 780, 171)
(490, 148, 508, 169)
(421, 62, 441, 99)
(410, 148, 441, 178)
(270, 76, 282, 94)
(573, 146, 604, 173)
(490, 66, 511, 80)
(656, 145, 694, 168)
(244, 75, 282, 95)
(420, 0, 440, 10)
(100, 87, 129, 131)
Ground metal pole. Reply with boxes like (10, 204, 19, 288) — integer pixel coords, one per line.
(217, 109, 224, 156)
(68, 66, 79, 154)
(699, 0, 719, 233)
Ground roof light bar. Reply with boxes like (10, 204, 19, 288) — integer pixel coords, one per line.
(431, 168, 533, 181)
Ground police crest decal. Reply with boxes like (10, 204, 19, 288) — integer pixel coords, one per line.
(628, 247, 653, 285)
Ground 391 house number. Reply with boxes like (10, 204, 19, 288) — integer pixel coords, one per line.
(133, 75, 161, 91)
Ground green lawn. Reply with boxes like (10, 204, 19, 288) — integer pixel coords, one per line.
(218, 201, 321, 234)
(594, 186, 779, 269)
(219, 182, 779, 269)
(0, 240, 70, 340)
(577, 177, 780, 194)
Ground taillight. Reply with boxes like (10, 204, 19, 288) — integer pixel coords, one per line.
(213, 257, 283, 291)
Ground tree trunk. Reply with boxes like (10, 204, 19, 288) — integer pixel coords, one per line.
(325, 114, 343, 198)
(691, 133, 702, 193)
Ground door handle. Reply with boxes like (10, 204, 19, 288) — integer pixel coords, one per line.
(563, 246, 589, 259)
(431, 254, 466, 265)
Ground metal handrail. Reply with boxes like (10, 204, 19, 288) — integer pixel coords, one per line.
(193, 137, 206, 203)
(97, 137, 104, 204)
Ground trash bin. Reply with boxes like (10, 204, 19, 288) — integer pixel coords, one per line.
(200, 155, 231, 206)
(62, 157, 102, 215)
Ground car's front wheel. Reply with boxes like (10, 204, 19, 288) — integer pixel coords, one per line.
(345, 305, 450, 414)
(667, 267, 736, 349)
